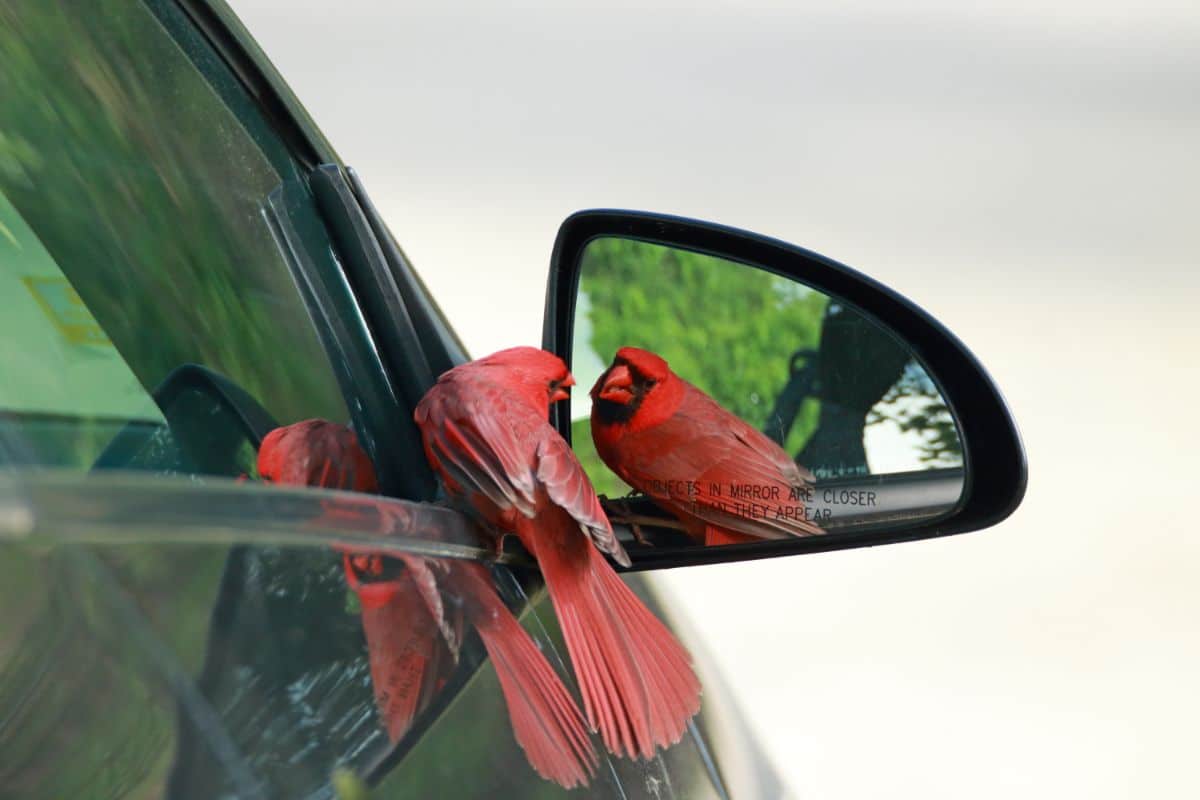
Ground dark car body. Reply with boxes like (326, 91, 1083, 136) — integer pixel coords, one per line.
(0, 1, 784, 796)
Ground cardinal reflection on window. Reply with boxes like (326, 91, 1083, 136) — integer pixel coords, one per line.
(256, 419, 597, 789)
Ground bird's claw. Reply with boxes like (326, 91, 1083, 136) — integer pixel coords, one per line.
(481, 523, 508, 561)
(605, 498, 657, 546)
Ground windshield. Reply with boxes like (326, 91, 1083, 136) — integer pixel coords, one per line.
(0, 0, 347, 472)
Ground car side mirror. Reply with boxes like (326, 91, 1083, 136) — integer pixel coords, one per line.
(544, 210, 1026, 569)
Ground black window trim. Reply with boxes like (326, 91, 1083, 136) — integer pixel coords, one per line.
(159, 0, 464, 501)
(169, 0, 338, 170)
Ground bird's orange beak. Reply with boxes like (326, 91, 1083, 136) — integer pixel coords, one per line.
(595, 364, 634, 404)
(550, 373, 575, 404)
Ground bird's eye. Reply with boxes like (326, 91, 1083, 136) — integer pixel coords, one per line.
(645, 378, 658, 387)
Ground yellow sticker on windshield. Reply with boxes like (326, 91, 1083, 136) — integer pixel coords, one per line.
(21, 276, 112, 346)
(0, 190, 162, 422)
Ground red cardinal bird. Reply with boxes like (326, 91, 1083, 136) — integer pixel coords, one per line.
(341, 553, 460, 742)
(258, 420, 453, 742)
(258, 418, 379, 492)
(258, 418, 598, 788)
(446, 559, 597, 786)
(414, 347, 702, 761)
(590, 347, 823, 546)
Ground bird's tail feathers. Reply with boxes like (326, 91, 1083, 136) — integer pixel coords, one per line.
(540, 538, 702, 761)
(461, 563, 599, 788)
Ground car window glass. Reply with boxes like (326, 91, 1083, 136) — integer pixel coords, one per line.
(0, 191, 164, 425)
(376, 573, 726, 800)
(0, 0, 347, 473)
(0, 533, 725, 799)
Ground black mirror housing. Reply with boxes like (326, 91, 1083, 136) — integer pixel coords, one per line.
(544, 209, 1026, 570)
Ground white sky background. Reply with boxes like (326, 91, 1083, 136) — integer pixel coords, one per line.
(228, 1, 1199, 796)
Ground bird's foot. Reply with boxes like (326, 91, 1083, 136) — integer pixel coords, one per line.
(604, 498, 689, 545)
(483, 524, 508, 561)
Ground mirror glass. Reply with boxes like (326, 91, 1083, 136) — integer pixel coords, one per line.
(571, 237, 964, 545)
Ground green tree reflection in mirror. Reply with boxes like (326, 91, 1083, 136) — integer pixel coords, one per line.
(571, 237, 963, 537)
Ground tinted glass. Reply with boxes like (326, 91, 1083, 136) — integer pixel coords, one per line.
(0, 0, 347, 471)
(0, 7, 729, 799)
(0, 533, 725, 799)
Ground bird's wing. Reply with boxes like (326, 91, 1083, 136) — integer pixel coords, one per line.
(619, 392, 822, 540)
(311, 423, 380, 491)
(417, 378, 628, 565)
(417, 379, 541, 516)
(261, 420, 380, 492)
(536, 432, 629, 566)
(397, 554, 462, 659)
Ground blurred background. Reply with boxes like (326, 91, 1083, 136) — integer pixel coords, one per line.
(226, 1, 1198, 796)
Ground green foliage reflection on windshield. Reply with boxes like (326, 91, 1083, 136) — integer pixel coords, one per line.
(0, 0, 347, 468)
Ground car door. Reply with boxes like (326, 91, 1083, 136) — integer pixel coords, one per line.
(0, 2, 746, 798)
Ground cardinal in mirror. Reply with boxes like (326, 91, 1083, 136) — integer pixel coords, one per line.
(590, 346, 824, 546)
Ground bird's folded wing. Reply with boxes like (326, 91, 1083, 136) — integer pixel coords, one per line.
(627, 411, 822, 540)
(418, 385, 627, 565)
(536, 434, 629, 566)
(417, 384, 541, 516)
